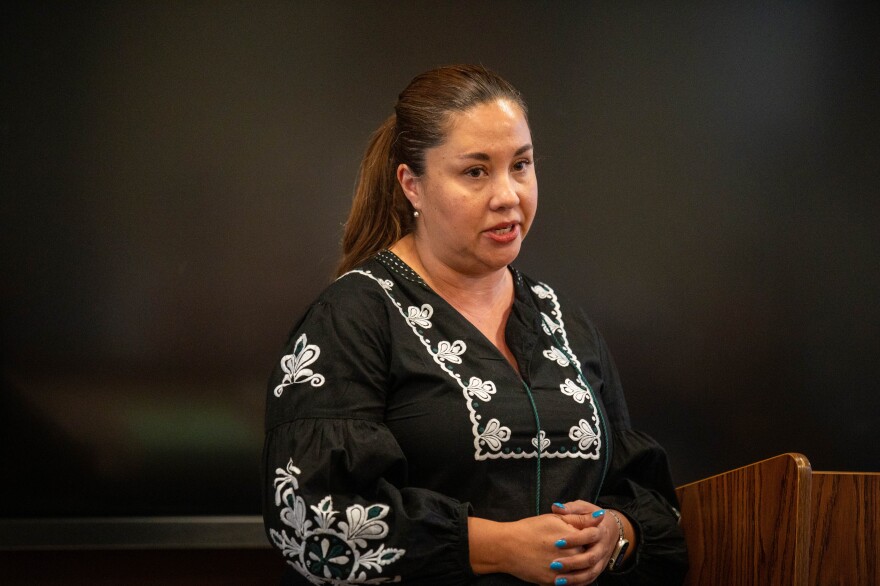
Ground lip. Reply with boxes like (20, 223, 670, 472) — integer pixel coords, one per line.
(483, 222, 520, 243)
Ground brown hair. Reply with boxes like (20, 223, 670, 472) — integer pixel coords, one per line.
(336, 64, 528, 276)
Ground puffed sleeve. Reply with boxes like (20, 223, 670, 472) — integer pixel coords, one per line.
(587, 320, 689, 586)
(263, 289, 476, 585)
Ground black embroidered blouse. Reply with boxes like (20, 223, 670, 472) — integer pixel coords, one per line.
(263, 250, 687, 585)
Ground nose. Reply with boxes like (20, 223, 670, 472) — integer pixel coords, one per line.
(489, 172, 520, 210)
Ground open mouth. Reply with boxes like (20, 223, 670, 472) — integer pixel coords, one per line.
(492, 224, 515, 235)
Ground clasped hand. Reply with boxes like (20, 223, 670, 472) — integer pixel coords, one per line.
(470, 500, 618, 585)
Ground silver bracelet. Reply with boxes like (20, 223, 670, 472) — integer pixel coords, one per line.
(607, 510, 625, 540)
(606, 510, 630, 572)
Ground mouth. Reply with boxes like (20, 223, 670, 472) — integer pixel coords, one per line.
(484, 222, 521, 243)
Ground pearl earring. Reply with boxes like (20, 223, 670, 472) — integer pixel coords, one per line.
(413, 210, 420, 218)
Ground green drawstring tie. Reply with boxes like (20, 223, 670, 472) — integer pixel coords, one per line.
(521, 380, 542, 516)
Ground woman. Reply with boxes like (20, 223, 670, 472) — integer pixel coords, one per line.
(264, 65, 687, 585)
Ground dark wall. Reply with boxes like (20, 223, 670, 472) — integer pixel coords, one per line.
(2, 1, 878, 517)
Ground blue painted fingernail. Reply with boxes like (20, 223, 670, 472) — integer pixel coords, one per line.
(550, 561, 564, 570)
(555, 578, 568, 586)
(592, 509, 606, 518)
(554, 539, 567, 548)
(553, 502, 566, 509)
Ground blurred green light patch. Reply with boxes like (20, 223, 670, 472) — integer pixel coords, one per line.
(126, 405, 257, 454)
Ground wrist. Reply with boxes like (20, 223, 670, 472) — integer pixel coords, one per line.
(605, 509, 636, 571)
(467, 517, 506, 575)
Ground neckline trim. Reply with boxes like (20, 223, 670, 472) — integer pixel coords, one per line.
(375, 248, 525, 291)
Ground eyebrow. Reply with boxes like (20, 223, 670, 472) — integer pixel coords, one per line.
(458, 144, 533, 161)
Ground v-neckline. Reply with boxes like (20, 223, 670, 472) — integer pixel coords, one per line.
(376, 249, 530, 381)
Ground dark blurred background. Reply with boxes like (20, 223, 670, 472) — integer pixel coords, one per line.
(2, 1, 878, 518)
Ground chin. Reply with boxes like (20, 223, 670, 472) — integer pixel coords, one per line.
(483, 245, 522, 270)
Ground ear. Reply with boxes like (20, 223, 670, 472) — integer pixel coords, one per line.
(396, 164, 422, 211)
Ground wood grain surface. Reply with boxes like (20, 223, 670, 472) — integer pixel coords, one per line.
(675, 453, 812, 586)
(808, 471, 880, 586)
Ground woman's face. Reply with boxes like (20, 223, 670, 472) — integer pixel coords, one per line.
(399, 98, 538, 277)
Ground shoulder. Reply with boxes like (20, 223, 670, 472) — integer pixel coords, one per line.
(273, 259, 396, 351)
(312, 258, 397, 308)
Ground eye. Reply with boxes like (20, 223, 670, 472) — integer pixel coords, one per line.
(464, 167, 487, 178)
(512, 158, 532, 172)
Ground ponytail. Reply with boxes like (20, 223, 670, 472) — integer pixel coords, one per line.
(336, 114, 414, 276)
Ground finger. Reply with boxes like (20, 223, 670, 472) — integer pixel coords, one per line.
(556, 526, 601, 550)
(548, 566, 604, 586)
(551, 564, 605, 586)
(553, 500, 600, 515)
(559, 536, 609, 565)
(557, 508, 607, 530)
(548, 549, 609, 585)
(552, 545, 587, 558)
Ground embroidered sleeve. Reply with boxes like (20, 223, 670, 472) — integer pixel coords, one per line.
(264, 294, 474, 585)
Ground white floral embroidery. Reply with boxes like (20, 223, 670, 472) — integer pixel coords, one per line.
(274, 333, 326, 397)
(531, 284, 553, 299)
(345, 269, 610, 460)
(275, 460, 302, 502)
(532, 430, 551, 452)
(540, 312, 562, 336)
(270, 459, 405, 584)
(542, 347, 570, 367)
(379, 279, 393, 290)
(477, 419, 511, 452)
(405, 304, 433, 329)
(533, 281, 604, 461)
(342, 269, 509, 459)
(560, 378, 590, 404)
(343, 505, 391, 543)
(436, 340, 466, 363)
(536, 285, 582, 371)
(570, 418, 601, 457)
(346, 268, 606, 461)
(464, 377, 496, 402)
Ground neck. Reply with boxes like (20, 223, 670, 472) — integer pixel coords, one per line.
(390, 234, 512, 307)
(390, 234, 519, 372)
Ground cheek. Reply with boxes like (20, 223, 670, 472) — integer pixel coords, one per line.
(424, 184, 461, 214)
(522, 187, 538, 223)
(516, 191, 537, 239)
(528, 188, 538, 212)
(430, 191, 475, 221)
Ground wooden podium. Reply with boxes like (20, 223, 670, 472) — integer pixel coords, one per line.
(676, 453, 879, 586)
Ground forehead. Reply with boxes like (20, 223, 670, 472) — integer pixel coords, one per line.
(439, 99, 532, 150)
